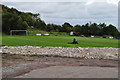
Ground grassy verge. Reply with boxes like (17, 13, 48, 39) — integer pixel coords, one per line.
(2, 35, 119, 48)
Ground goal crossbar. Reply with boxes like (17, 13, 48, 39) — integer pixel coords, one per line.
(10, 30, 28, 36)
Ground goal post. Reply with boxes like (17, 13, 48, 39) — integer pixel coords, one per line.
(10, 30, 28, 36)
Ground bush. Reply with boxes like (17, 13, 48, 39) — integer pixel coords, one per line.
(102, 35, 108, 38)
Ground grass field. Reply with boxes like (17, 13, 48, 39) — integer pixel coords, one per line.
(2, 36, 119, 48)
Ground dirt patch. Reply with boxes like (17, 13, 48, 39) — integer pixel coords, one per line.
(2, 53, 118, 78)
(15, 66, 118, 78)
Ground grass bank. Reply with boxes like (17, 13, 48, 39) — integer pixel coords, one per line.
(2, 35, 119, 48)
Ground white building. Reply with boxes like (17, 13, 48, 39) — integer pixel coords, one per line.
(70, 32, 73, 36)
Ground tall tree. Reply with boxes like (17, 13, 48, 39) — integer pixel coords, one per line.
(62, 22, 73, 32)
(73, 25, 82, 32)
(89, 23, 100, 35)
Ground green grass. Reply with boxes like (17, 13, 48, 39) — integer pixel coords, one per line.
(27, 29, 67, 36)
(2, 35, 119, 48)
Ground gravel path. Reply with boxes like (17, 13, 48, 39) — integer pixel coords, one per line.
(2, 46, 118, 60)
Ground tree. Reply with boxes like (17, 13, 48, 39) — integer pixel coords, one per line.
(89, 23, 100, 35)
(2, 13, 19, 34)
(2, 4, 47, 34)
(62, 22, 73, 32)
(34, 18, 46, 30)
(46, 24, 54, 32)
(80, 23, 90, 36)
(105, 24, 119, 37)
(2, 4, 120, 37)
(98, 23, 107, 36)
(46, 24, 62, 32)
(73, 25, 82, 32)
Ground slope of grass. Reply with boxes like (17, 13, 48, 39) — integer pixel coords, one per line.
(27, 29, 67, 36)
(2, 35, 119, 48)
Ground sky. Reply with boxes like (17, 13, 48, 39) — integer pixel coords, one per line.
(1, 0, 120, 30)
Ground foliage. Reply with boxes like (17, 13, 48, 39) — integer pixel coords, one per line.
(73, 23, 120, 37)
(2, 4, 46, 34)
(2, 4, 120, 37)
(61, 22, 73, 32)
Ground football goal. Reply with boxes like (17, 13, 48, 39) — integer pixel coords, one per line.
(10, 30, 28, 36)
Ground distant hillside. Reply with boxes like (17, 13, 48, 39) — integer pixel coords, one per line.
(1, 4, 120, 37)
(2, 4, 46, 34)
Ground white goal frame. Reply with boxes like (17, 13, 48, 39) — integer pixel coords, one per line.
(10, 30, 28, 36)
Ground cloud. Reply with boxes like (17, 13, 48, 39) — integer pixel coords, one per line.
(2, 2, 118, 29)
(107, 0, 119, 6)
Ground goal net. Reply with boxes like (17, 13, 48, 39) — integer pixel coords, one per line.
(10, 30, 28, 36)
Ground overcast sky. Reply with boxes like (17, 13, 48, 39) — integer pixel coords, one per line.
(1, 0, 119, 30)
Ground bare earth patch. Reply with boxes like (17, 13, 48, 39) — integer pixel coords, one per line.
(2, 53, 118, 78)
(15, 66, 118, 78)
(2, 46, 119, 78)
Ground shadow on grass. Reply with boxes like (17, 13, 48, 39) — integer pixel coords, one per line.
(67, 42, 79, 44)
(67, 42, 73, 44)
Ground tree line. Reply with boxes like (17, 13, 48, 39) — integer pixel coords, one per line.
(2, 4, 120, 37)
